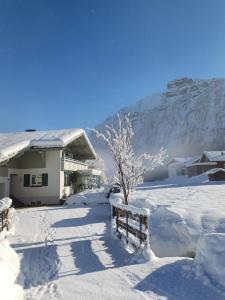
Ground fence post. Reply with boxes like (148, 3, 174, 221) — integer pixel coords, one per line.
(126, 211, 128, 243)
(116, 207, 119, 234)
(139, 215, 142, 245)
(1, 212, 3, 232)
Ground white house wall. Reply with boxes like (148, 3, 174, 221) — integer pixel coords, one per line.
(63, 159, 88, 172)
(60, 160, 89, 198)
(0, 167, 9, 198)
(9, 150, 61, 205)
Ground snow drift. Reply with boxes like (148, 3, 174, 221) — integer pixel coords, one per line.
(149, 206, 197, 257)
(194, 233, 225, 290)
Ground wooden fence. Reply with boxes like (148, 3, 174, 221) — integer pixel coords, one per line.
(112, 204, 149, 248)
(0, 209, 9, 233)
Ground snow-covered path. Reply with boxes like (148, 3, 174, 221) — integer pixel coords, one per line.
(9, 203, 224, 300)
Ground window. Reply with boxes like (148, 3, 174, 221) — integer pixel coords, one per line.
(24, 173, 48, 187)
(31, 175, 43, 186)
(64, 172, 71, 186)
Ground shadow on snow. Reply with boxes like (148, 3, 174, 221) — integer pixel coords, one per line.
(135, 259, 224, 300)
(55, 205, 137, 276)
(16, 244, 59, 289)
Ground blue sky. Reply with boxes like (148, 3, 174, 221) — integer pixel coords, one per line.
(1, 0, 225, 132)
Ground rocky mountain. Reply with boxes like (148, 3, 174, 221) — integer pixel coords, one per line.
(90, 77, 225, 162)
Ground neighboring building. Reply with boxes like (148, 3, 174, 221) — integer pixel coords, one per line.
(0, 129, 101, 205)
(207, 168, 225, 181)
(186, 151, 225, 177)
(166, 158, 187, 177)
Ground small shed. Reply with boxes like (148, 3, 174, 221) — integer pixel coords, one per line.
(206, 168, 225, 181)
(166, 158, 186, 177)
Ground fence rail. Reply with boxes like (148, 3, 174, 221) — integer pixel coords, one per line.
(112, 204, 149, 247)
(0, 209, 9, 233)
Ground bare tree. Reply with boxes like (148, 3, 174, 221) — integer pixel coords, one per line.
(92, 114, 166, 205)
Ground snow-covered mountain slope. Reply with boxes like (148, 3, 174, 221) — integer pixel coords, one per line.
(90, 77, 225, 159)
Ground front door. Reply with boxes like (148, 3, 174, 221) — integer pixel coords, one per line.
(10, 174, 19, 197)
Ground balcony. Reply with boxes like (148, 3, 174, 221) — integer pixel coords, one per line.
(61, 157, 89, 172)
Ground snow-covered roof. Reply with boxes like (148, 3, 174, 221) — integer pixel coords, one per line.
(0, 128, 96, 164)
(206, 168, 225, 175)
(191, 162, 217, 166)
(202, 151, 225, 162)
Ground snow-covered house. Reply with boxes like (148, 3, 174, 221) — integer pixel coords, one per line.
(166, 157, 186, 177)
(207, 168, 225, 181)
(0, 129, 101, 205)
(186, 151, 225, 177)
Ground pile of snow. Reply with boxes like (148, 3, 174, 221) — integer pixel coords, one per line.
(149, 206, 197, 257)
(194, 233, 225, 289)
(65, 188, 109, 206)
(0, 238, 23, 300)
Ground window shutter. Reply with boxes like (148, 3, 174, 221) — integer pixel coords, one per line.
(24, 174, 30, 187)
(42, 173, 48, 186)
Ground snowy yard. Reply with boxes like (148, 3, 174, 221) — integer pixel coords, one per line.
(6, 186, 225, 299)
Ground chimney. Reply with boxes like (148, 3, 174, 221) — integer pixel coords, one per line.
(25, 129, 37, 132)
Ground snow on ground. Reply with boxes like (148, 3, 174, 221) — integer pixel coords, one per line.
(131, 175, 225, 258)
(194, 233, 225, 290)
(8, 189, 225, 300)
(0, 238, 23, 300)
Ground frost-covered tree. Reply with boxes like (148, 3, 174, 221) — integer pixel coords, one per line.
(92, 114, 166, 205)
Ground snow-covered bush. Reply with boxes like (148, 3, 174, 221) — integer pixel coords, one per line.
(0, 198, 15, 237)
(194, 233, 225, 289)
(92, 113, 166, 204)
(6, 207, 16, 234)
(0, 238, 23, 300)
(0, 197, 12, 213)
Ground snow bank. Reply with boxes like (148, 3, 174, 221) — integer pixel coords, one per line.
(129, 176, 225, 258)
(0, 238, 23, 300)
(149, 206, 196, 257)
(65, 188, 109, 206)
(194, 233, 225, 289)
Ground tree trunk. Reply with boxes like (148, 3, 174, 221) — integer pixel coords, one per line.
(118, 162, 129, 205)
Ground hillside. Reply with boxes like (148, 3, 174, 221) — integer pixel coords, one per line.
(90, 77, 225, 161)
